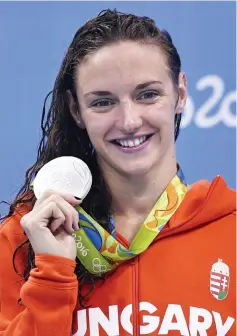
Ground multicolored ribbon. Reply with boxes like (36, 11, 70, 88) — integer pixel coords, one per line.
(72, 169, 188, 275)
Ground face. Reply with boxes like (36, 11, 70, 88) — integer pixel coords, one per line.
(69, 41, 187, 178)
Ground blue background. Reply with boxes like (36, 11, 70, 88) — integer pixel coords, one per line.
(0, 1, 236, 214)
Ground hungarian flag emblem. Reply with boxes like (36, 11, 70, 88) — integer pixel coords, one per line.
(210, 259, 230, 300)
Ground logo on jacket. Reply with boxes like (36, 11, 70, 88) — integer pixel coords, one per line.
(210, 258, 230, 300)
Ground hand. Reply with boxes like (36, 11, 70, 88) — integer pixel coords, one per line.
(20, 190, 81, 260)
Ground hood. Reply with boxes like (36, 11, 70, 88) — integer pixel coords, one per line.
(158, 176, 236, 240)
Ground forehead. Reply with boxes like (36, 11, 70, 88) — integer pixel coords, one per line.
(76, 41, 170, 92)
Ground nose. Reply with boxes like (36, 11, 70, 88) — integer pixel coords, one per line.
(116, 101, 143, 134)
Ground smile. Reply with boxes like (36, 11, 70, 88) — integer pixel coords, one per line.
(111, 134, 153, 151)
(116, 136, 147, 148)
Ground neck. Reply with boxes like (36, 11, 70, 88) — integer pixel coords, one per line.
(100, 156, 177, 219)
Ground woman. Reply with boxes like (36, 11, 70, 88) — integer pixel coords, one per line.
(0, 9, 235, 336)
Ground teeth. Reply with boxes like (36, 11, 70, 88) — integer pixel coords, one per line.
(116, 136, 147, 148)
(128, 140, 134, 147)
(134, 138, 140, 146)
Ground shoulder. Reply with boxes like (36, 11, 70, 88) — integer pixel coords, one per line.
(174, 175, 236, 229)
(190, 175, 235, 207)
(0, 203, 32, 278)
(0, 203, 32, 251)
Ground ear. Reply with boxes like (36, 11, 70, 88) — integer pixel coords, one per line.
(175, 72, 187, 115)
(66, 90, 85, 129)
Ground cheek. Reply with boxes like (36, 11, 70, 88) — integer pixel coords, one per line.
(146, 104, 174, 129)
(82, 113, 111, 143)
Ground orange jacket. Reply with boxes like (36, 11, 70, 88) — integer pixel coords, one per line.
(0, 176, 236, 335)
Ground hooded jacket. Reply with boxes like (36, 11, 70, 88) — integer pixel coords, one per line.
(0, 176, 236, 335)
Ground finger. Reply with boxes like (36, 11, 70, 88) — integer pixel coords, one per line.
(35, 198, 72, 233)
(24, 201, 65, 234)
(50, 216, 66, 233)
(40, 202, 66, 228)
(35, 189, 82, 208)
(50, 197, 74, 234)
(35, 192, 81, 233)
(72, 209, 80, 231)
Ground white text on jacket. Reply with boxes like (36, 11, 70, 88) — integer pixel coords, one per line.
(74, 302, 235, 335)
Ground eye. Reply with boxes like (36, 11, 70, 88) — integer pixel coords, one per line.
(138, 91, 159, 101)
(91, 99, 115, 108)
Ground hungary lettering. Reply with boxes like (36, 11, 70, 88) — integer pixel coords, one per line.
(74, 302, 235, 336)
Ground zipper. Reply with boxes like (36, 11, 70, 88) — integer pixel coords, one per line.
(116, 232, 140, 335)
(131, 257, 139, 336)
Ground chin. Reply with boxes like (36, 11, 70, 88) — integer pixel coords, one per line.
(119, 162, 156, 177)
(98, 148, 163, 178)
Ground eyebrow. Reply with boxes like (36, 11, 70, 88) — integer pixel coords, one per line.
(84, 81, 163, 98)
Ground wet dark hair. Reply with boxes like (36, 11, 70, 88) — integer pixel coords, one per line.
(2, 9, 182, 307)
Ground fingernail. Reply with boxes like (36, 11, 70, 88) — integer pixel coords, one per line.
(74, 196, 81, 200)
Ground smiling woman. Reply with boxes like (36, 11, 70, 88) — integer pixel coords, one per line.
(68, 41, 186, 182)
(0, 8, 236, 336)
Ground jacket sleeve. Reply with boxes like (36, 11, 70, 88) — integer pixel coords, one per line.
(0, 215, 79, 336)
